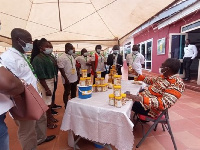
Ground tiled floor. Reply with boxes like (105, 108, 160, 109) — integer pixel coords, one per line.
(5, 61, 200, 150)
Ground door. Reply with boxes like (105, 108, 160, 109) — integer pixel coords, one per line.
(169, 33, 188, 76)
(139, 39, 153, 70)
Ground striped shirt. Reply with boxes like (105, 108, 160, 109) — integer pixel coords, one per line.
(137, 74, 185, 117)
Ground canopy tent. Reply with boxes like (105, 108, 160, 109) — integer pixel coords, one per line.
(0, 0, 177, 51)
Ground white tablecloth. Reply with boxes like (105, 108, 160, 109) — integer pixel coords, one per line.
(61, 80, 142, 150)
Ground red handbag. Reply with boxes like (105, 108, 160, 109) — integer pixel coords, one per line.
(9, 83, 48, 120)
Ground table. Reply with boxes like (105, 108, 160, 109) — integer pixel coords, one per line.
(61, 80, 142, 150)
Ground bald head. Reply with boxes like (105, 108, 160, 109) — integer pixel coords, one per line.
(11, 28, 32, 53)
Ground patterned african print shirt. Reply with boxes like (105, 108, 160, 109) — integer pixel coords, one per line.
(137, 74, 185, 117)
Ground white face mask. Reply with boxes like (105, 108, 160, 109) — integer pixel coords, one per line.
(159, 68, 162, 74)
(97, 49, 101, 54)
(83, 52, 88, 57)
(18, 38, 33, 52)
(68, 49, 74, 55)
(113, 50, 119, 54)
(43, 48, 53, 55)
(132, 51, 138, 55)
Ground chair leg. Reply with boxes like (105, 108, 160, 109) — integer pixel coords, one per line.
(154, 123, 158, 131)
(162, 123, 165, 131)
(136, 120, 159, 148)
(73, 136, 81, 150)
(166, 119, 177, 150)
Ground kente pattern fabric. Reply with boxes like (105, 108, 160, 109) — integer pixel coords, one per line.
(137, 74, 185, 117)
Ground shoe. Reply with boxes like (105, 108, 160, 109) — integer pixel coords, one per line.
(51, 109, 58, 115)
(52, 104, 62, 110)
(38, 135, 56, 145)
(184, 78, 190, 81)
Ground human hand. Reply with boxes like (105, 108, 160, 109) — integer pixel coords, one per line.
(126, 94, 142, 101)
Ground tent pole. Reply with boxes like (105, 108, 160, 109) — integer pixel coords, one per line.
(57, 0, 62, 31)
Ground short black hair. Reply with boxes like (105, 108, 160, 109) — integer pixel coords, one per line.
(164, 58, 181, 74)
(95, 45, 102, 50)
(132, 45, 139, 51)
(38, 38, 48, 48)
(65, 43, 73, 50)
(81, 48, 87, 55)
(112, 45, 120, 50)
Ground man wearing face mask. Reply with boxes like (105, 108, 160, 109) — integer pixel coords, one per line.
(91, 45, 107, 81)
(57, 43, 78, 108)
(0, 28, 55, 150)
(32, 38, 58, 129)
(126, 45, 144, 80)
(75, 48, 92, 78)
(107, 45, 123, 75)
(127, 58, 185, 118)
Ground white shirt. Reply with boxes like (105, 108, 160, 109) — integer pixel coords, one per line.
(126, 53, 144, 76)
(183, 44, 198, 59)
(57, 53, 77, 84)
(75, 55, 91, 74)
(0, 63, 14, 115)
(0, 48, 38, 91)
(113, 53, 118, 65)
(91, 53, 106, 72)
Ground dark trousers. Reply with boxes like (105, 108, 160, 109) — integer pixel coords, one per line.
(183, 57, 193, 79)
(63, 82, 77, 108)
(128, 76, 134, 80)
(132, 101, 150, 116)
(93, 71, 106, 84)
(51, 75, 58, 106)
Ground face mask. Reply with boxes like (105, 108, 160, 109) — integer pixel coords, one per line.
(83, 52, 88, 57)
(132, 51, 138, 55)
(159, 68, 162, 74)
(68, 49, 74, 55)
(113, 50, 118, 54)
(18, 38, 33, 52)
(43, 48, 53, 55)
(97, 49, 101, 54)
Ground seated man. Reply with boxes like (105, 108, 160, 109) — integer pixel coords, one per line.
(127, 58, 185, 117)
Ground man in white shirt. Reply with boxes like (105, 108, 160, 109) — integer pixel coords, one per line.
(0, 28, 55, 150)
(0, 61, 24, 150)
(57, 43, 78, 108)
(75, 48, 91, 77)
(183, 39, 198, 81)
(126, 45, 145, 80)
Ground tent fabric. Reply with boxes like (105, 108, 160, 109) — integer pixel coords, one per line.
(0, 0, 176, 51)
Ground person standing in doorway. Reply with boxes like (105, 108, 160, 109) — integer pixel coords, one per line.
(126, 45, 144, 80)
(57, 43, 78, 108)
(183, 39, 198, 81)
(107, 45, 123, 75)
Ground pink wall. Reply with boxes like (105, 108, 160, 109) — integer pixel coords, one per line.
(133, 11, 200, 73)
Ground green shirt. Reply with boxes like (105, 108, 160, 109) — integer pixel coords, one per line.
(32, 53, 56, 79)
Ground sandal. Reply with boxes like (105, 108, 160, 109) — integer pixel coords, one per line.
(47, 123, 57, 129)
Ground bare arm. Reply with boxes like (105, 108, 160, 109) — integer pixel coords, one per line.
(0, 66, 24, 96)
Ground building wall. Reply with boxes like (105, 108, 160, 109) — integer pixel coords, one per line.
(133, 11, 200, 73)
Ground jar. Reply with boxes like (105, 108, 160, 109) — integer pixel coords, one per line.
(95, 78, 101, 85)
(80, 77, 86, 86)
(96, 71, 101, 78)
(115, 96, 122, 108)
(86, 77, 91, 85)
(96, 85, 102, 92)
(81, 69, 87, 78)
(113, 86, 121, 97)
(100, 78, 105, 84)
(102, 84, 106, 92)
(110, 69, 115, 75)
(109, 94, 115, 106)
(112, 65, 116, 70)
(104, 83, 108, 91)
(92, 84, 96, 92)
(108, 78, 113, 83)
(121, 93, 126, 105)
(113, 75, 121, 85)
